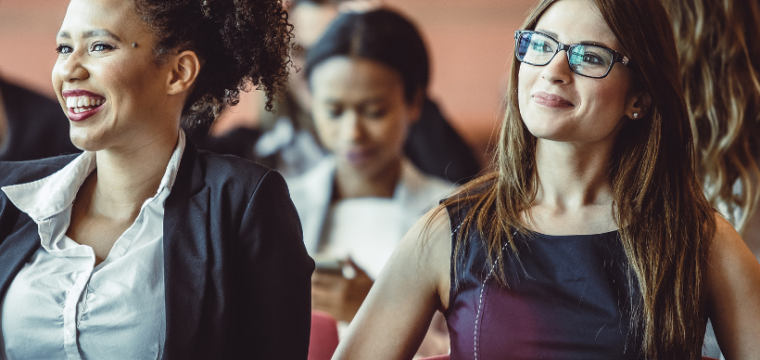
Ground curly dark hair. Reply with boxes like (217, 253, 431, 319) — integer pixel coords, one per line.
(132, 0, 293, 127)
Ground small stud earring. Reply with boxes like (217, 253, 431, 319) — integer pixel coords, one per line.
(633, 113, 639, 119)
(132, 43, 138, 48)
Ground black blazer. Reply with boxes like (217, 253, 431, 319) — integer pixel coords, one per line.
(0, 141, 314, 359)
(0, 78, 80, 161)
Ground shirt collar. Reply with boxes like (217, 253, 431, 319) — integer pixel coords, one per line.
(1, 130, 186, 222)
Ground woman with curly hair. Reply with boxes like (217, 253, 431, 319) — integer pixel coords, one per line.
(333, 0, 760, 358)
(664, 1, 760, 357)
(0, 0, 313, 358)
(663, 0, 760, 261)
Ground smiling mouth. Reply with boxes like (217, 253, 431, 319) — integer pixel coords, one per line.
(66, 96, 106, 113)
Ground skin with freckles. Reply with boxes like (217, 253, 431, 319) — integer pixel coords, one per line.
(53, 0, 200, 265)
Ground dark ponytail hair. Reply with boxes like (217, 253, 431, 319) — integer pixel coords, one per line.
(133, 0, 293, 127)
(303, 8, 429, 104)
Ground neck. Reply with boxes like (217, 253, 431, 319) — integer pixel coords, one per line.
(88, 132, 179, 220)
(333, 158, 402, 201)
(533, 139, 615, 210)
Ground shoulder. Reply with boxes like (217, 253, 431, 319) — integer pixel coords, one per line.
(710, 213, 754, 263)
(706, 212, 760, 299)
(396, 205, 453, 308)
(194, 150, 275, 195)
(705, 213, 760, 356)
(0, 155, 79, 187)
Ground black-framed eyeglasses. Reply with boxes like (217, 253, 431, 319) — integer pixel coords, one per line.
(514, 30, 630, 79)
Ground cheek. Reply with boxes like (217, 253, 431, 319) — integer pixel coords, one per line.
(313, 116, 340, 151)
(369, 114, 407, 150)
(106, 60, 166, 107)
(583, 82, 628, 119)
(517, 67, 537, 112)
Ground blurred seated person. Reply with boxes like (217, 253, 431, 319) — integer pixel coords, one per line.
(0, 77, 80, 161)
(192, 0, 481, 184)
(287, 8, 453, 356)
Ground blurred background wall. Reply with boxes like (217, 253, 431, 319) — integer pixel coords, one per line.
(0, 0, 535, 161)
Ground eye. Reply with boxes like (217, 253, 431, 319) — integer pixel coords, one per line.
(56, 44, 73, 54)
(91, 43, 115, 52)
(326, 106, 343, 119)
(581, 52, 605, 65)
(364, 108, 387, 120)
(531, 40, 553, 53)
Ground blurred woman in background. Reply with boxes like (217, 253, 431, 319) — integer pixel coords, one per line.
(333, 0, 760, 358)
(196, 0, 481, 184)
(288, 8, 452, 356)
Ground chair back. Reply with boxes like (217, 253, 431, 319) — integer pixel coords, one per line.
(308, 311, 340, 360)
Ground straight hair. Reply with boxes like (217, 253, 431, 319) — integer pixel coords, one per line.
(439, 0, 716, 358)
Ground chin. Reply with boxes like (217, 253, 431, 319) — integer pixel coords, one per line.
(69, 128, 109, 152)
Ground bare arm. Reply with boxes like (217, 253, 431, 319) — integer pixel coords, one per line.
(708, 214, 760, 359)
(332, 207, 452, 360)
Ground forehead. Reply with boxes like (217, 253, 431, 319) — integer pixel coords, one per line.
(535, 0, 622, 51)
(59, 0, 148, 38)
(311, 57, 403, 100)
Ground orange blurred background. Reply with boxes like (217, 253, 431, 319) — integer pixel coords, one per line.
(0, 0, 536, 161)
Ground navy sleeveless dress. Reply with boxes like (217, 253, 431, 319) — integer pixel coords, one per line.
(444, 203, 644, 360)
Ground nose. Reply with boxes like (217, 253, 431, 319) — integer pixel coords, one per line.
(55, 50, 89, 83)
(341, 111, 366, 143)
(540, 50, 573, 84)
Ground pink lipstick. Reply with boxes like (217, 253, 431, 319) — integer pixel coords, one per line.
(62, 89, 107, 122)
(532, 91, 574, 108)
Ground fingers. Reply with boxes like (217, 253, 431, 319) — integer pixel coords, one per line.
(312, 270, 344, 290)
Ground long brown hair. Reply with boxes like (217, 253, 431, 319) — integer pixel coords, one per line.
(663, 0, 760, 233)
(440, 0, 716, 358)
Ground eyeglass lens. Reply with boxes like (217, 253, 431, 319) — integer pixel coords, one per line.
(516, 31, 614, 78)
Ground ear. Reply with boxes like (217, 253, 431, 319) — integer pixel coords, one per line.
(626, 90, 651, 120)
(166, 50, 201, 96)
(407, 88, 425, 124)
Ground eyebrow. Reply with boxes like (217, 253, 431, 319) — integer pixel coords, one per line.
(535, 28, 613, 48)
(57, 29, 121, 41)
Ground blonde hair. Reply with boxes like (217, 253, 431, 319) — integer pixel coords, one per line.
(440, 0, 716, 358)
(664, 0, 760, 232)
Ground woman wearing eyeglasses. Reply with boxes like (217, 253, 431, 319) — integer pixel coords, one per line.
(332, 0, 760, 358)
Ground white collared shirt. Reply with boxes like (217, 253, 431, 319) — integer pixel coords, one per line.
(288, 157, 453, 279)
(0, 132, 185, 360)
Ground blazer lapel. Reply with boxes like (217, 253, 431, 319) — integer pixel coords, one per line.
(162, 141, 210, 360)
(0, 214, 41, 298)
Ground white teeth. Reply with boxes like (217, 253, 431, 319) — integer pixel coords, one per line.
(65, 95, 105, 110)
